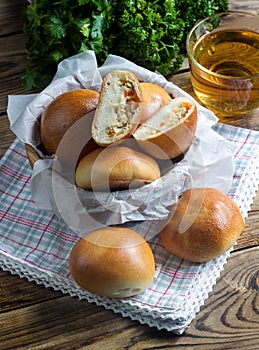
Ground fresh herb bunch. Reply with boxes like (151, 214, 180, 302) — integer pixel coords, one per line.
(22, 0, 228, 90)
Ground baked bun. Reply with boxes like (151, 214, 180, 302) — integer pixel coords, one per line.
(92, 70, 143, 146)
(160, 188, 245, 263)
(69, 227, 155, 298)
(139, 82, 172, 123)
(40, 89, 99, 155)
(75, 145, 161, 190)
(133, 97, 197, 159)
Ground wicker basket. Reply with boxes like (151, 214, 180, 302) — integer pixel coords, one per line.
(25, 144, 40, 168)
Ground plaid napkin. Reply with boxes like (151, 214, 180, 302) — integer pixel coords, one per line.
(0, 123, 258, 334)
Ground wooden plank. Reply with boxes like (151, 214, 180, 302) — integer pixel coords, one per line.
(0, 33, 29, 113)
(0, 114, 16, 158)
(235, 192, 259, 251)
(229, 0, 259, 13)
(0, 0, 27, 36)
(0, 247, 258, 349)
(0, 270, 62, 313)
(0, 33, 28, 79)
(182, 246, 259, 349)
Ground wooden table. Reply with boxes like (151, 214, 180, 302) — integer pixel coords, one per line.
(0, 1, 258, 349)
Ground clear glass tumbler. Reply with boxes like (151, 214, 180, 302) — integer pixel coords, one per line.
(186, 11, 259, 117)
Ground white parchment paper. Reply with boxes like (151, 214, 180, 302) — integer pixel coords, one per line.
(7, 51, 235, 235)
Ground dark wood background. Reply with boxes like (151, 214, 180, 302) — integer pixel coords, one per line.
(0, 1, 258, 349)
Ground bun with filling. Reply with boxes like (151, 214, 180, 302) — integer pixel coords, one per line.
(139, 82, 172, 123)
(75, 145, 161, 190)
(160, 188, 245, 262)
(92, 70, 143, 146)
(133, 97, 197, 159)
(40, 89, 99, 155)
(69, 226, 155, 298)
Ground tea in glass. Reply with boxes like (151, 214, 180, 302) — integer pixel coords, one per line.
(186, 12, 259, 116)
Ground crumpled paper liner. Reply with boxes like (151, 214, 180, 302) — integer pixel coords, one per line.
(7, 50, 235, 236)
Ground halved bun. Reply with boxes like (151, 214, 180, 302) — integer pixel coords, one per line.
(160, 188, 245, 262)
(133, 97, 197, 159)
(139, 82, 172, 123)
(69, 226, 155, 298)
(40, 89, 99, 155)
(92, 70, 143, 146)
(75, 145, 161, 190)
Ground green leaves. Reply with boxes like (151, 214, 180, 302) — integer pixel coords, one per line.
(22, 0, 228, 90)
(114, 0, 185, 75)
(44, 16, 66, 40)
(175, 0, 229, 34)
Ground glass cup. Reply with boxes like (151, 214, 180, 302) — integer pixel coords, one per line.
(186, 11, 259, 117)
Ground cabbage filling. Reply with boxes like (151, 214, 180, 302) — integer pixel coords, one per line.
(138, 102, 190, 137)
(103, 79, 140, 139)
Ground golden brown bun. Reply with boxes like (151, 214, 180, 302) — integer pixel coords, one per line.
(133, 97, 197, 159)
(139, 82, 172, 123)
(75, 145, 161, 190)
(92, 70, 143, 146)
(40, 89, 99, 155)
(69, 227, 155, 298)
(160, 188, 245, 262)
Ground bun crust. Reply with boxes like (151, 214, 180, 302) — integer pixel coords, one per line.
(92, 70, 143, 146)
(69, 227, 155, 298)
(75, 145, 161, 190)
(139, 82, 172, 123)
(40, 89, 99, 155)
(160, 188, 245, 262)
(133, 97, 197, 159)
